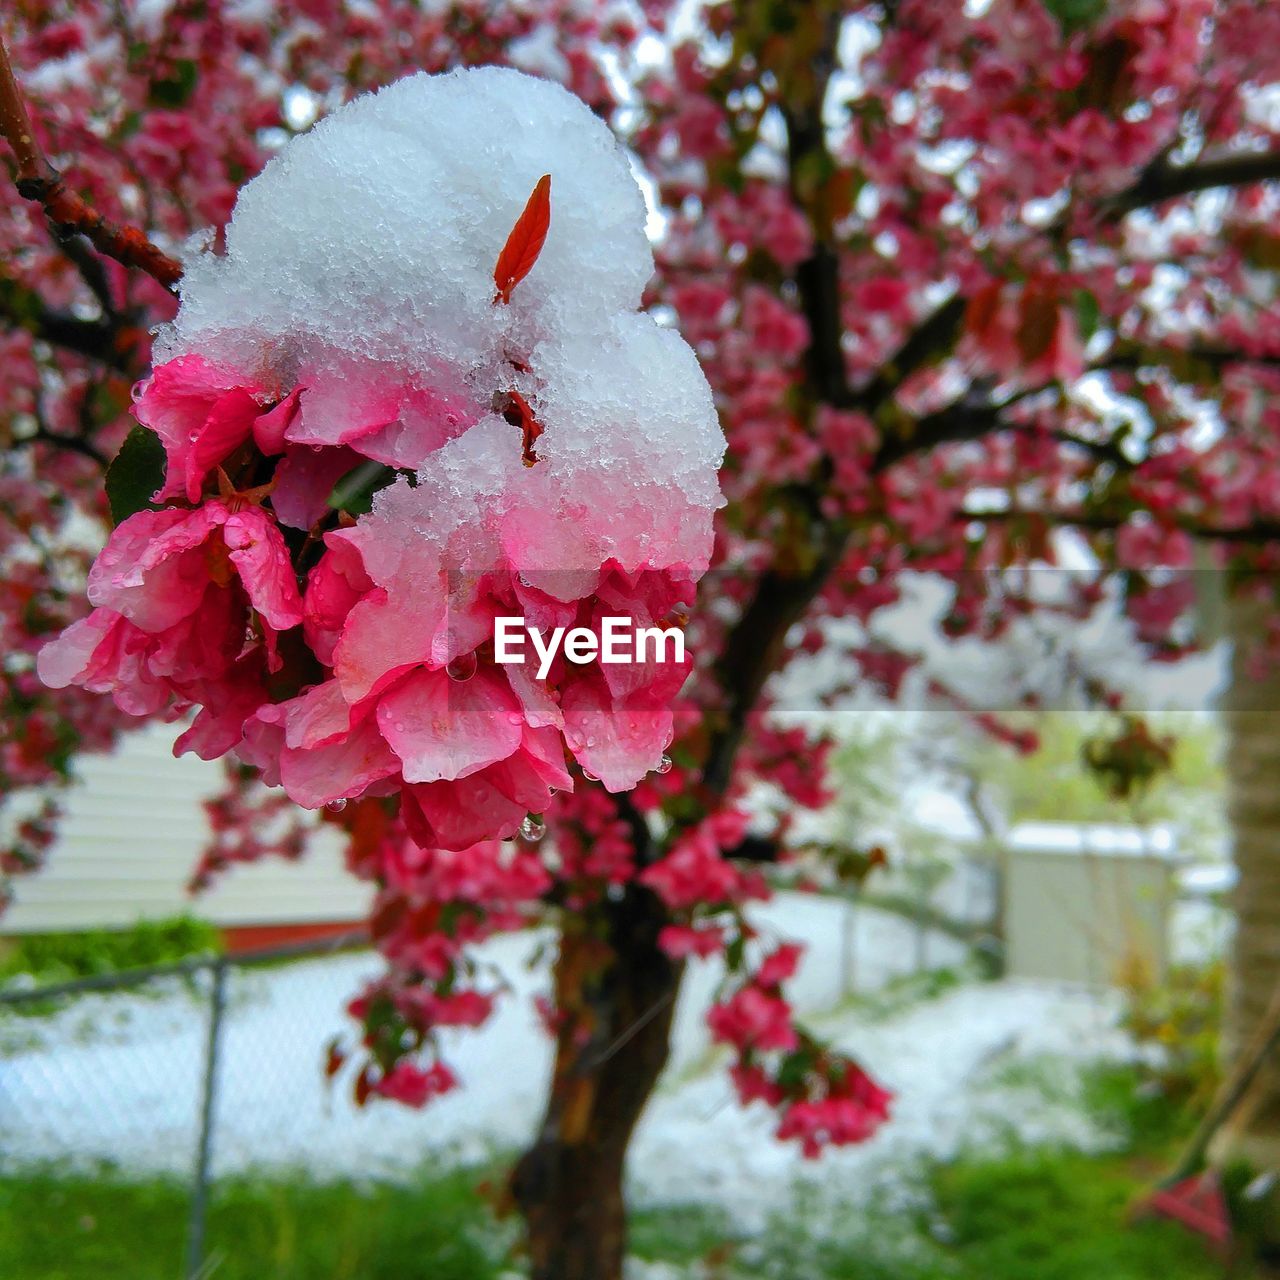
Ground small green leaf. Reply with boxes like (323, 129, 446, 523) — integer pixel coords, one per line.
(327, 461, 400, 516)
(148, 59, 198, 109)
(776, 1048, 814, 1090)
(105, 426, 165, 526)
(1073, 288, 1102, 342)
(1043, 0, 1107, 32)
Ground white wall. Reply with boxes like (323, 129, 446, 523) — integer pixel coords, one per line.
(3, 723, 372, 934)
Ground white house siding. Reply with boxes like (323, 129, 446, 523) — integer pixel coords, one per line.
(3, 723, 372, 934)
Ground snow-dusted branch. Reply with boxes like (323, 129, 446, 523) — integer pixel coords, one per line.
(0, 34, 182, 291)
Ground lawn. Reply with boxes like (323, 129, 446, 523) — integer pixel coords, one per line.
(0, 1164, 510, 1280)
(0, 1140, 1220, 1280)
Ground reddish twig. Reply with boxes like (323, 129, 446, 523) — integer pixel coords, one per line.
(0, 32, 182, 292)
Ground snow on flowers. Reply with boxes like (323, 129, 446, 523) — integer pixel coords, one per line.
(38, 66, 725, 850)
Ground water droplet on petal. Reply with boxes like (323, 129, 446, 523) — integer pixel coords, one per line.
(507, 711, 524, 725)
(582, 768, 599, 782)
(520, 814, 546, 842)
(326, 798, 348, 812)
(446, 652, 478, 681)
(656, 754, 673, 775)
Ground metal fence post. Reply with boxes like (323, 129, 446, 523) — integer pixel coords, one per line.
(185, 955, 227, 1280)
(840, 892, 857, 1000)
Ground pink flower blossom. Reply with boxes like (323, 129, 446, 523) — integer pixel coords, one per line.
(372, 1060, 457, 1108)
(707, 986, 799, 1054)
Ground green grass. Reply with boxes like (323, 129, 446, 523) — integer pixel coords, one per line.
(0, 1165, 512, 1280)
(0, 915, 223, 986)
(714, 1145, 1220, 1280)
(0, 1063, 1224, 1280)
(0, 1149, 1223, 1280)
(928, 1149, 1216, 1280)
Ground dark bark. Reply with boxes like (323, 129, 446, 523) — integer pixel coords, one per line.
(510, 880, 681, 1280)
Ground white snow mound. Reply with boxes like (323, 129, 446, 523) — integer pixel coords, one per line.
(159, 66, 724, 578)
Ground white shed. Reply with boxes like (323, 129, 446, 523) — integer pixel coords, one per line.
(2, 723, 371, 945)
(1003, 821, 1180, 987)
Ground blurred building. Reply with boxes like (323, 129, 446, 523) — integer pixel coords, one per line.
(1003, 821, 1181, 986)
(1, 724, 370, 951)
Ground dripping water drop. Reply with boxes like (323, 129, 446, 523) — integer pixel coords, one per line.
(446, 651, 478, 681)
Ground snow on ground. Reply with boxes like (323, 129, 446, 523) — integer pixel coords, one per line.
(0, 895, 1130, 1223)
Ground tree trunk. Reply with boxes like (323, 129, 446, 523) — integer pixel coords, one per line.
(1218, 594, 1280, 1179)
(510, 882, 682, 1280)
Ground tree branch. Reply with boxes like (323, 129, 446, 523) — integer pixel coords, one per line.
(870, 394, 1019, 473)
(700, 11, 850, 800)
(1108, 149, 1280, 217)
(18, 422, 107, 467)
(0, 273, 137, 372)
(855, 295, 968, 412)
(0, 33, 182, 291)
(702, 521, 850, 797)
(965, 505, 1280, 545)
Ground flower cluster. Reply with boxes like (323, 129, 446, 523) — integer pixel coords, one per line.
(709, 943, 893, 1157)
(38, 66, 721, 853)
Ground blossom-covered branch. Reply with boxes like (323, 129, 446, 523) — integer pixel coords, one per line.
(0, 34, 182, 291)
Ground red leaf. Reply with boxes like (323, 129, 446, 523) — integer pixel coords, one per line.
(1016, 286, 1059, 363)
(353, 1065, 373, 1108)
(964, 282, 1003, 339)
(324, 1037, 346, 1080)
(495, 388, 545, 467)
(493, 174, 552, 304)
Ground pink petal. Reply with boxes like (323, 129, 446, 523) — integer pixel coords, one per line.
(303, 537, 373, 668)
(133, 355, 263, 503)
(183, 387, 260, 502)
(279, 679, 359, 751)
(346, 383, 475, 467)
(561, 667, 675, 793)
(222, 507, 304, 630)
(503, 661, 563, 730)
(376, 666, 522, 784)
(277, 717, 400, 808)
(286, 378, 400, 450)
(252, 388, 302, 455)
(88, 507, 217, 633)
(36, 610, 131, 691)
(236, 707, 287, 787)
(271, 445, 362, 530)
(36, 610, 171, 716)
(142, 583, 242, 683)
(333, 588, 440, 703)
(173, 660, 269, 759)
(486, 725, 573, 809)
(402, 775, 528, 850)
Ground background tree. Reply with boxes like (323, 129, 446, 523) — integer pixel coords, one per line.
(6, 2, 1280, 1276)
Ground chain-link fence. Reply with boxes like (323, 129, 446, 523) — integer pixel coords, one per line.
(0, 932, 370, 1279)
(0, 866, 1217, 1277)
